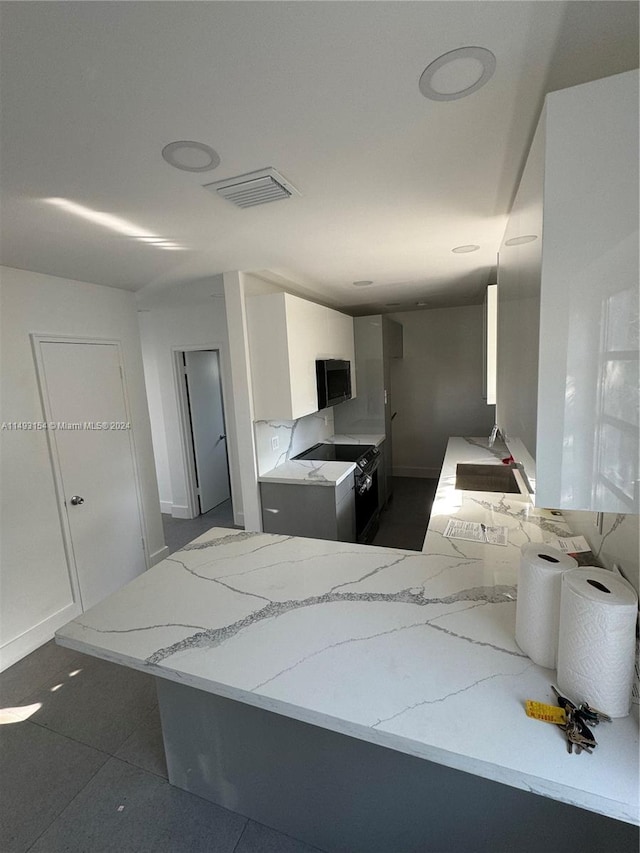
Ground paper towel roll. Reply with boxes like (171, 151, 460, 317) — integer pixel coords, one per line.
(557, 568, 638, 718)
(515, 543, 578, 668)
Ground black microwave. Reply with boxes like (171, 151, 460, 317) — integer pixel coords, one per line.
(316, 359, 352, 409)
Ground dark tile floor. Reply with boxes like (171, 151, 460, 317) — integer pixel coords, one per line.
(162, 479, 438, 555)
(162, 498, 240, 553)
(373, 477, 438, 551)
(0, 482, 434, 852)
(0, 641, 322, 853)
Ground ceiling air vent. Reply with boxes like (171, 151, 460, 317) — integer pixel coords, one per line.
(203, 167, 301, 208)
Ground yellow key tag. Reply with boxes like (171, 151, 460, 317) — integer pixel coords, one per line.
(525, 700, 567, 725)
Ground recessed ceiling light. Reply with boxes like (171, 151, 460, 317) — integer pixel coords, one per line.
(505, 234, 538, 246)
(419, 47, 496, 102)
(162, 140, 220, 172)
(353, 280, 373, 287)
(416, 301, 428, 307)
(452, 244, 480, 253)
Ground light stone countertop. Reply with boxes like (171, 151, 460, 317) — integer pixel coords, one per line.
(56, 437, 639, 826)
(257, 458, 357, 487)
(257, 434, 385, 486)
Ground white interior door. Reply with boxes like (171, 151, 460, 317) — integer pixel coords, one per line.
(38, 341, 146, 611)
(184, 350, 231, 514)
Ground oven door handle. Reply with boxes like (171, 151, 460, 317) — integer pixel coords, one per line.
(361, 455, 381, 476)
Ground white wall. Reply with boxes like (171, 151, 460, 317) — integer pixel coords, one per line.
(221, 272, 338, 528)
(223, 271, 262, 531)
(562, 510, 639, 596)
(0, 265, 165, 669)
(137, 276, 242, 523)
(388, 306, 496, 477)
(138, 326, 172, 509)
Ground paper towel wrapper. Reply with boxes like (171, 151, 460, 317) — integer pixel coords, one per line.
(557, 568, 638, 718)
(515, 543, 578, 668)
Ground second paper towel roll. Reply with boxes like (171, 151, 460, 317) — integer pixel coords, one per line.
(557, 568, 638, 718)
(515, 543, 578, 668)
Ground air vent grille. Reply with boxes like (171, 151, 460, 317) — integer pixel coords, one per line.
(203, 167, 301, 208)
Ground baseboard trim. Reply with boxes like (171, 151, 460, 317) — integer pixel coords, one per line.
(0, 602, 81, 672)
(171, 505, 192, 519)
(150, 546, 170, 566)
(234, 511, 245, 527)
(160, 501, 173, 514)
(393, 467, 440, 479)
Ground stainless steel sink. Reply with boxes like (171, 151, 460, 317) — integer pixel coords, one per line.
(455, 463, 521, 493)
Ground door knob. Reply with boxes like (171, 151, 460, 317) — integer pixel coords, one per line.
(69, 495, 85, 506)
(219, 434, 226, 440)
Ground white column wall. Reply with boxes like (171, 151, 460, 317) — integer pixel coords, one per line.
(136, 276, 241, 523)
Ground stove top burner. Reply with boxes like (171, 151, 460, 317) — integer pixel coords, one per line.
(293, 443, 373, 463)
(293, 442, 379, 474)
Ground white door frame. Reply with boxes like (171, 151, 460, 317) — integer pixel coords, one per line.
(31, 334, 150, 610)
(172, 343, 234, 519)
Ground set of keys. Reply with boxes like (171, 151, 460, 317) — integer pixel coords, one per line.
(550, 685, 612, 755)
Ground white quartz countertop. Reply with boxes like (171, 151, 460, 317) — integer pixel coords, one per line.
(258, 458, 356, 487)
(57, 437, 639, 826)
(257, 434, 385, 486)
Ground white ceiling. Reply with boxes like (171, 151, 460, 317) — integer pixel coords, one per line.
(1, 1, 638, 313)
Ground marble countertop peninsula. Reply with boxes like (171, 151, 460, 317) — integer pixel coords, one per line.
(257, 433, 385, 486)
(56, 437, 639, 826)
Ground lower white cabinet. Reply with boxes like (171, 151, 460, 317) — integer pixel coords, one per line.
(260, 476, 356, 542)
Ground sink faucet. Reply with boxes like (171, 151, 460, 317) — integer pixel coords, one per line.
(488, 424, 500, 447)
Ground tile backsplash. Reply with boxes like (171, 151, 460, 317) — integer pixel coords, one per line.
(254, 409, 335, 475)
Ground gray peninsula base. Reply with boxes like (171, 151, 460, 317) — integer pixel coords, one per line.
(155, 678, 636, 853)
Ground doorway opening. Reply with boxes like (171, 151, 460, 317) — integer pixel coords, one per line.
(175, 348, 233, 521)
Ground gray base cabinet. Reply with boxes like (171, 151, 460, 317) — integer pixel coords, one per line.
(157, 678, 637, 853)
(261, 475, 356, 542)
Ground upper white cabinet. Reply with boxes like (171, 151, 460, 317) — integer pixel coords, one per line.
(323, 309, 355, 365)
(497, 70, 639, 513)
(247, 292, 356, 421)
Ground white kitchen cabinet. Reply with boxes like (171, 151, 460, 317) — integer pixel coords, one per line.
(246, 292, 356, 421)
(497, 70, 639, 513)
(323, 308, 357, 382)
(334, 316, 402, 502)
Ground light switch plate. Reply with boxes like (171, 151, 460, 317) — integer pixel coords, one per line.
(271, 436, 279, 451)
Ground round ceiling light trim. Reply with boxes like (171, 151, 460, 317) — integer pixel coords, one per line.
(353, 280, 374, 287)
(161, 140, 221, 172)
(452, 244, 480, 253)
(505, 234, 539, 246)
(419, 47, 496, 102)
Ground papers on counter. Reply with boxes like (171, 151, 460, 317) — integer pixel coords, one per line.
(550, 535, 591, 554)
(444, 519, 509, 546)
